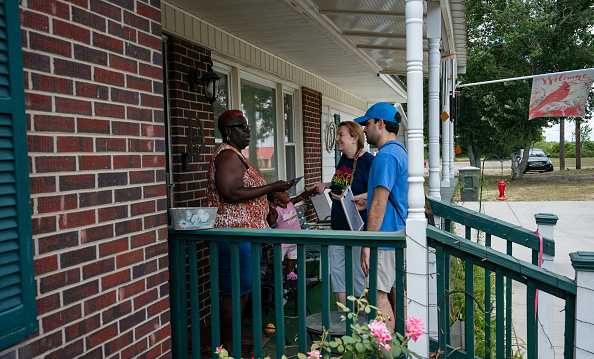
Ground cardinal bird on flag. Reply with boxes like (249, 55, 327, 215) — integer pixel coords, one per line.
(529, 69, 594, 119)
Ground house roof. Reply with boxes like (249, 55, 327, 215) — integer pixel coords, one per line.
(163, 0, 466, 104)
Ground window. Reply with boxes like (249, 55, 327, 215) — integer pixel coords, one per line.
(284, 93, 297, 195)
(240, 79, 278, 184)
(0, 0, 37, 349)
(213, 69, 231, 142)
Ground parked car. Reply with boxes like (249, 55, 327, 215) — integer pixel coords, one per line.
(517, 148, 554, 173)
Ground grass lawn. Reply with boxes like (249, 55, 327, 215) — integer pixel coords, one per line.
(476, 168, 594, 201)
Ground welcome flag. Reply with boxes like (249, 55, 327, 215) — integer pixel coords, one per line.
(529, 69, 594, 119)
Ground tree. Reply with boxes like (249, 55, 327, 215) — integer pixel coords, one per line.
(458, 0, 594, 178)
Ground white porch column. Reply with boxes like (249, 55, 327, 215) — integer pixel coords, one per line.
(449, 120, 455, 179)
(426, 0, 441, 343)
(405, 0, 429, 357)
(449, 59, 456, 179)
(570, 252, 594, 358)
(427, 1, 441, 201)
(534, 214, 558, 359)
(441, 57, 450, 188)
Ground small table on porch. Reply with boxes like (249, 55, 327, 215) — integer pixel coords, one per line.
(305, 311, 368, 337)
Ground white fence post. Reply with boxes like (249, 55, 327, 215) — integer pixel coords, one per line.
(534, 213, 558, 359)
(570, 252, 594, 358)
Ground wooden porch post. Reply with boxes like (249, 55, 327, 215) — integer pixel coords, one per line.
(534, 214, 558, 359)
(441, 56, 451, 188)
(405, 0, 429, 356)
(570, 252, 594, 358)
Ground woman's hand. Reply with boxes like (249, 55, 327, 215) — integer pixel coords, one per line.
(267, 202, 278, 226)
(271, 180, 292, 192)
(310, 182, 329, 195)
(351, 192, 368, 211)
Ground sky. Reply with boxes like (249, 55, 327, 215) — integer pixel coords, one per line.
(542, 117, 593, 142)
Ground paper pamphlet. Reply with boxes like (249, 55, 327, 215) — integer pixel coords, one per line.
(340, 186, 364, 231)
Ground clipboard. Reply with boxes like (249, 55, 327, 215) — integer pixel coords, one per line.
(340, 186, 364, 231)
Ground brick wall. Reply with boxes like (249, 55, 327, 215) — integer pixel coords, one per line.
(165, 37, 213, 324)
(13, 1, 171, 358)
(301, 87, 323, 220)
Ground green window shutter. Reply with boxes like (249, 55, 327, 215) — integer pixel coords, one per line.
(0, 0, 37, 349)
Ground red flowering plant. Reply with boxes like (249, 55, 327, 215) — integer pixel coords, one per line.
(300, 296, 423, 359)
(215, 296, 424, 359)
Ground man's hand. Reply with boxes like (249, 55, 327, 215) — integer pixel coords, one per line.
(351, 192, 368, 211)
(309, 182, 328, 195)
(361, 247, 370, 277)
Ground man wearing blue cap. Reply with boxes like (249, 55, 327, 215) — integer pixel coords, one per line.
(353, 102, 408, 330)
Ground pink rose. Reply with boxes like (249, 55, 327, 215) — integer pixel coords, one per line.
(405, 317, 424, 342)
(308, 349, 320, 359)
(368, 320, 392, 345)
(379, 342, 391, 352)
(215, 346, 223, 354)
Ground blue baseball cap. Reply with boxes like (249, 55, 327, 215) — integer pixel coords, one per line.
(354, 102, 398, 124)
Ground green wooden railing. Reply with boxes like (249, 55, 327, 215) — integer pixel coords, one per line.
(168, 227, 406, 359)
(426, 198, 576, 359)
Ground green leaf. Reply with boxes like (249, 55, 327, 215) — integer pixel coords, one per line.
(346, 295, 357, 301)
(335, 338, 342, 345)
(329, 341, 338, 348)
(342, 352, 354, 359)
(391, 345, 402, 357)
(342, 336, 355, 344)
(355, 343, 365, 352)
(338, 345, 344, 352)
(365, 306, 371, 314)
(297, 353, 308, 359)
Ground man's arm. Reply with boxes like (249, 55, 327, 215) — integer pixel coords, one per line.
(361, 186, 390, 276)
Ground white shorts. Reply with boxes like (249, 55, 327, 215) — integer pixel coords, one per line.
(282, 245, 297, 260)
(365, 249, 396, 293)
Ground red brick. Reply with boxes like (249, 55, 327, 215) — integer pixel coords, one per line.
(108, 21, 137, 41)
(29, 0, 69, 19)
(94, 67, 125, 86)
(146, 242, 168, 260)
(118, 279, 145, 300)
(74, 44, 108, 66)
(36, 156, 76, 173)
(40, 268, 80, 294)
(130, 171, 154, 184)
(96, 138, 127, 151)
(127, 75, 152, 92)
(21, 9, 50, 31)
(83, 258, 115, 280)
(84, 291, 117, 315)
(53, 19, 90, 43)
(105, 332, 134, 357)
(28, 135, 54, 152)
(44, 339, 85, 359)
(42, 305, 82, 332)
(95, 102, 125, 118)
(31, 73, 73, 94)
(112, 121, 139, 136)
(143, 213, 167, 229)
(102, 299, 132, 324)
(116, 248, 144, 268)
(59, 209, 96, 229)
(57, 136, 93, 152)
(30, 176, 56, 194)
(127, 106, 152, 122)
(55, 96, 93, 115)
(109, 54, 137, 74)
(123, 11, 150, 32)
(18, 331, 63, 358)
(26, 93, 52, 111)
(128, 139, 153, 152)
(113, 155, 140, 169)
(90, 0, 122, 20)
(93, 32, 123, 53)
(37, 293, 60, 316)
(99, 238, 129, 257)
(115, 218, 143, 236)
(30, 32, 71, 57)
(98, 205, 128, 222)
(120, 338, 148, 359)
(147, 297, 169, 318)
(38, 194, 78, 214)
(59, 174, 96, 191)
(76, 82, 109, 100)
(131, 232, 155, 249)
(138, 32, 162, 51)
(66, 315, 101, 342)
(23, 50, 51, 72)
(131, 200, 156, 216)
(61, 246, 97, 268)
(139, 63, 162, 80)
(79, 155, 111, 170)
(135, 317, 160, 342)
(146, 270, 168, 289)
(137, 2, 160, 21)
(81, 224, 114, 243)
(34, 115, 75, 132)
(34, 254, 58, 276)
(38, 231, 79, 254)
(63, 280, 99, 305)
(102, 269, 130, 289)
(141, 155, 166, 168)
(87, 323, 117, 349)
(142, 124, 165, 137)
(54, 59, 92, 80)
(78, 117, 110, 134)
(132, 288, 157, 309)
(72, 6, 106, 32)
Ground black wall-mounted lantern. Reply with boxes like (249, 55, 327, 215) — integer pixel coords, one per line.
(188, 59, 221, 105)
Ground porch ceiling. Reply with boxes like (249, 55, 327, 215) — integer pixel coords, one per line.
(165, 0, 466, 104)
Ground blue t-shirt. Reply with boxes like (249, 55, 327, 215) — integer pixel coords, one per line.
(367, 140, 408, 249)
(330, 152, 374, 230)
